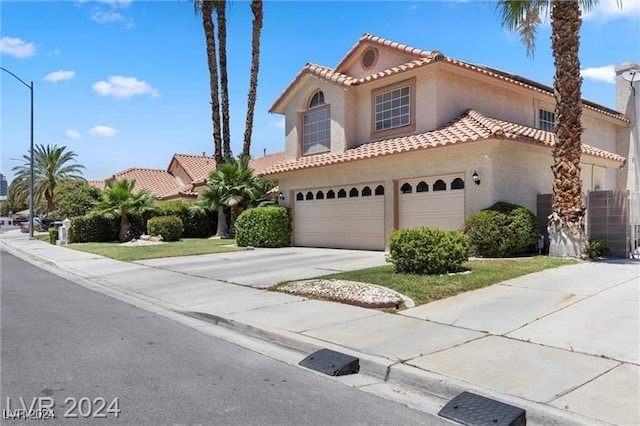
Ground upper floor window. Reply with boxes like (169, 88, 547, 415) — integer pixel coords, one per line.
(375, 86, 411, 132)
(539, 109, 555, 132)
(303, 91, 330, 155)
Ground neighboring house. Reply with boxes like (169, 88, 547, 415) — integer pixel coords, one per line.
(91, 151, 285, 202)
(263, 34, 637, 252)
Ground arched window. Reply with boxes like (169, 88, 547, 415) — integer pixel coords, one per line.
(327, 190, 336, 199)
(349, 188, 359, 197)
(433, 179, 446, 191)
(316, 191, 324, 200)
(309, 91, 325, 108)
(296, 192, 304, 201)
(375, 185, 385, 196)
(306, 191, 314, 200)
(451, 177, 465, 190)
(362, 186, 372, 196)
(303, 91, 330, 155)
(416, 181, 428, 193)
(400, 183, 413, 194)
(337, 189, 347, 198)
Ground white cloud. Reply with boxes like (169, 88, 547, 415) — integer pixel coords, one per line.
(92, 75, 159, 99)
(44, 70, 76, 83)
(89, 125, 118, 137)
(584, 0, 640, 22)
(65, 129, 81, 139)
(97, 0, 132, 7)
(0, 37, 36, 58)
(581, 65, 616, 84)
(90, 0, 134, 28)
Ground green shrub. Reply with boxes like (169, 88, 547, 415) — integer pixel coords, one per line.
(155, 201, 216, 238)
(147, 215, 183, 242)
(235, 207, 291, 248)
(587, 239, 610, 259)
(69, 215, 119, 243)
(387, 227, 470, 275)
(48, 227, 58, 245)
(464, 202, 539, 257)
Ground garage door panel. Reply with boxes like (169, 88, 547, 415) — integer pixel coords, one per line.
(294, 185, 385, 250)
(399, 176, 465, 231)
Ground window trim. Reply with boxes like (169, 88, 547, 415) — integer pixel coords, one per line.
(299, 90, 331, 157)
(370, 78, 416, 140)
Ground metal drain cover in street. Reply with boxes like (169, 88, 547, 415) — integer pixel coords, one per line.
(299, 349, 359, 376)
(438, 391, 526, 426)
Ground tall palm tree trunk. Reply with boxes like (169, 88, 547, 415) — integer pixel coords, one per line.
(202, 0, 223, 167)
(242, 0, 263, 158)
(548, 0, 587, 258)
(214, 0, 232, 160)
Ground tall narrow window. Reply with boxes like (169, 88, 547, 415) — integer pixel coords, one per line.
(539, 109, 556, 132)
(375, 86, 411, 132)
(303, 91, 330, 155)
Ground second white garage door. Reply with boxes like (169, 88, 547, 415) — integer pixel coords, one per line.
(293, 184, 385, 250)
(398, 175, 466, 231)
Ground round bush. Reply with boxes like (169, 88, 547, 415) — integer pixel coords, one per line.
(464, 202, 539, 257)
(147, 215, 183, 242)
(387, 227, 470, 275)
(235, 207, 291, 248)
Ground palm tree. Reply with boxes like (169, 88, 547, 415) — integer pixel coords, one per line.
(194, 0, 223, 166)
(92, 179, 156, 242)
(214, 0, 232, 160)
(11, 143, 85, 213)
(199, 156, 260, 236)
(496, 0, 606, 258)
(243, 0, 263, 158)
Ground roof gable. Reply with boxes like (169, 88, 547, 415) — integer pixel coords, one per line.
(169, 153, 216, 183)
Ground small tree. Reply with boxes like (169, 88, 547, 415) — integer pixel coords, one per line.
(51, 180, 101, 219)
(92, 179, 156, 242)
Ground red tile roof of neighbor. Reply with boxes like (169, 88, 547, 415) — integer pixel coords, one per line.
(87, 180, 105, 191)
(270, 33, 628, 123)
(101, 151, 285, 200)
(260, 110, 626, 176)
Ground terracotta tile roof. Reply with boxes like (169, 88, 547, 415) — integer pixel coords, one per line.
(87, 180, 105, 191)
(171, 153, 217, 183)
(112, 168, 180, 197)
(269, 33, 627, 123)
(261, 110, 625, 176)
(249, 152, 286, 176)
(157, 185, 198, 200)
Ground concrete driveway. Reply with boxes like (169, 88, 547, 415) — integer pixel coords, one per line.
(135, 247, 388, 288)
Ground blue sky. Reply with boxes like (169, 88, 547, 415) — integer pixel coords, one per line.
(1, 0, 639, 182)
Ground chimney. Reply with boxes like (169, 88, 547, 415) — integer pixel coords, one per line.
(263, 148, 267, 157)
(203, 151, 206, 157)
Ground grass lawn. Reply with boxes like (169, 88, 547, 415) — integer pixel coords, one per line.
(66, 238, 243, 262)
(311, 257, 577, 305)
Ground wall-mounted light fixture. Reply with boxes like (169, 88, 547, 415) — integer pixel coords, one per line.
(278, 191, 285, 201)
(472, 171, 481, 185)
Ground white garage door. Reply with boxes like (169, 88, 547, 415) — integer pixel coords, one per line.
(398, 175, 465, 231)
(294, 184, 385, 250)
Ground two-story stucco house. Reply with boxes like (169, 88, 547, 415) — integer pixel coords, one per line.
(262, 34, 636, 252)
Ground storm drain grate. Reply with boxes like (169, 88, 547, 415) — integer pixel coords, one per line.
(299, 349, 359, 376)
(438, 391, 526, 426)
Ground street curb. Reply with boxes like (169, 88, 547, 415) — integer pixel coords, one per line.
(0, 239, 612, 426)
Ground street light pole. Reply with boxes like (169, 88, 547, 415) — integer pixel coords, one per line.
(1, 66, 35, 239)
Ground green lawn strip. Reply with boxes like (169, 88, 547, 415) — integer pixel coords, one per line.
(66, 238, 243, 262)
(279, 257, 576, 306)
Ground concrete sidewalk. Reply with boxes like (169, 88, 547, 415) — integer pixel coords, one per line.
(2, 232, 638, 425)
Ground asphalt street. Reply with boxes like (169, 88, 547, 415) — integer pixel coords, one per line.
(1, 252, 449, 425)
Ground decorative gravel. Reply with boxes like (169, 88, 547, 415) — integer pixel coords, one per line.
(278, 279, 415, 310)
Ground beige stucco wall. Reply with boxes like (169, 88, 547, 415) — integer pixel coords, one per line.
(169, 163, 191, 186)
(280, 62, 628, 164)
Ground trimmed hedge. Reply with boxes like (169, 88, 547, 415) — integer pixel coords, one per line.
(235, 207, 291, 248)
(49, 227, 58, 245)
(69, 215, 120, 243)
(147, 215, 183, 242)
(387, 227, 470, 275)
(154, 202, 216, 238)
(464, 202, 539, 257)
